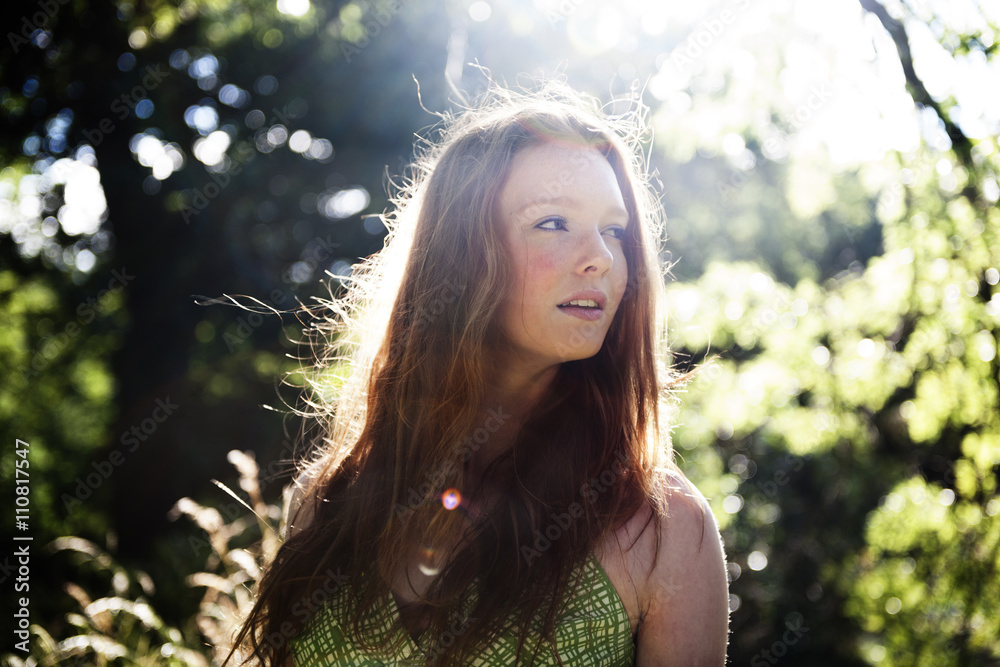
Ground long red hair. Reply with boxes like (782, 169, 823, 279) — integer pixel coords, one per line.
(231, 82, 676, 665)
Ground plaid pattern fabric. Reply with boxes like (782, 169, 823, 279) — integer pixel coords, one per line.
(290, 554, 635, 666)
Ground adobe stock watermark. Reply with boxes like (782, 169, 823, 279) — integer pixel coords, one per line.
(411, 279, 466, 335)
(517, 131, 653, 324)
(384, 277, 467, 360)
(393, 406, 512, 518)
(520, 449, 629, 565)
(219, 235, 339, 352)
(180, 143, 255, 224)
(518, 148, 604, 222)
(6, 0, 71, 54)
(340, 1, 411, 63)
(260, 568, 350, 653)
(280, 236, 341, 287)
(185, 557, 350, 655)
(718, 82, 835, 201)
(525, 149, 627, 364)
(542, 0, 586, 26)
(60, 396, 180, 513)
(760, 82, 836, 160)
(756, 454, 804, 499)
(784, 84, 835, 131)
(553, 313, 607, 362)
(551, 260, 657, 362)
(874, 163, 929, 224)
(221, 294, 287, 353)
(670, 0, 752, 74)
(185, 99, 330, 223)
(181, 97, 311, 223)
(423, 613, 478, 661)
(82, 65, 171, 147)
(174, 487, 351, 653)
(750, 613, 809, 665)
(18, 267, 135, 382)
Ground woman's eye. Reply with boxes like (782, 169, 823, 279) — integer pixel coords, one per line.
(603, 226, 627, 240)
(536, 216, 567, 231)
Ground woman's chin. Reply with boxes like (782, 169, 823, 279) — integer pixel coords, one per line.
(554, 343, 605, 364)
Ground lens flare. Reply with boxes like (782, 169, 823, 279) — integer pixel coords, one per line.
(418, 546, 441, 576)
(441, 488, 461, 510)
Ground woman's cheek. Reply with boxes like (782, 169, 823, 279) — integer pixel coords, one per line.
(527, 246, 559, 271)
(611, 263, 629, 303)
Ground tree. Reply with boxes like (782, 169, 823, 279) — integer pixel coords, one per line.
(1, 0, 997, 662)
(660, 1, 999, 662)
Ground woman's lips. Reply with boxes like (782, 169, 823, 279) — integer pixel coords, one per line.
(557, 304, 604, 321)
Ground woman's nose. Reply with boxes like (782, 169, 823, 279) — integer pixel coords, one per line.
(576, 228, 614, 275)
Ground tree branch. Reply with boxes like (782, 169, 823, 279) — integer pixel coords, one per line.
(858, 0, 977, 185)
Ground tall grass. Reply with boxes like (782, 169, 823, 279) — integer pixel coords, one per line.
(1, 450, 285, 667)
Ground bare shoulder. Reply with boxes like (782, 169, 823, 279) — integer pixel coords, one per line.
(635, 466, 730, 666)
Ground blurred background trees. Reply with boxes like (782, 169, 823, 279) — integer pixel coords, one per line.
(1, 0, 997, 664)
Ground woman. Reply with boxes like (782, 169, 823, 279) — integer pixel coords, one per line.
(231, 82, 729, 665)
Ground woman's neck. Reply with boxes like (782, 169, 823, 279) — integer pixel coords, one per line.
(464, 362, 558, 483)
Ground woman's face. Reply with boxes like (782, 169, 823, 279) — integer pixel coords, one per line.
(496, 140, 630, 373)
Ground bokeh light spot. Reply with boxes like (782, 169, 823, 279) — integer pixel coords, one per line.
(128, 29, 149, 49)
(188, 55, 219, 80)
(722, 494, 743, 514)
(219, 84, 250, 108)
(289, 130, 312, 153)
(277, 0, 310, 17)
(307, 138, 334, 161)
(441, 489, 461, 510)
(135, 100, 154, 119)
(117, 53, 137, 72)
(193, 130, 230, 166)
(811, 345, 830, 366)
(469, 1, 491, 22)
(254, 75, 278, 95)
(184, 104, 219, 135)
(320, 186, 370, 219)
(747, 551, 768, 571)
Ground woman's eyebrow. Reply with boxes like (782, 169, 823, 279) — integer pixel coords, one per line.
(512, 195, 628, 221)
(511, 194, 576, 217)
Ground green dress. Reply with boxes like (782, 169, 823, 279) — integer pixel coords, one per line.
(289, 553, 635, 666)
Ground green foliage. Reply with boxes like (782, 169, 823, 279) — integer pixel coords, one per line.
(670, 77, 1000, 667)
(2, 0, 999, 663)
(845, 475, 1000, 665)
(0, 270, 123, 538)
